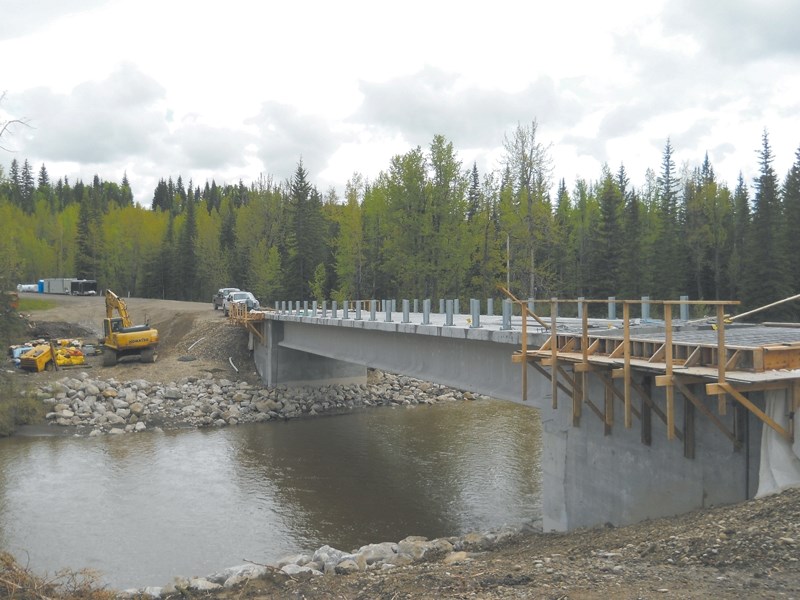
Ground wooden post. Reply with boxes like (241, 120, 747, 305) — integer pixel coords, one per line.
(551, 298, 558, 409)
(581, 298, 588, 408)
(521, 300, 528, 402)
(665, 303, 674, 440)
(623, 301, 631, 429)
(717, 304, 727, 415)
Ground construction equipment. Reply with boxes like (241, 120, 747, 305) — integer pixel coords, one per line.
(19, 340, 86, 372)
(101, 290, 159, 366)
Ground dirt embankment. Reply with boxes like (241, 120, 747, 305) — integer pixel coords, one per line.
(12, 293, 257, 384)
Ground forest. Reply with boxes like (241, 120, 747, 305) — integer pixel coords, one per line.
(1, 121, 799, 321)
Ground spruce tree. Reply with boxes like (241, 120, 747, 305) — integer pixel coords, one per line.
(743, 130, 789, 317)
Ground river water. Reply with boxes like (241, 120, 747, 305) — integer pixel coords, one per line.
(0, 399, 541, 589)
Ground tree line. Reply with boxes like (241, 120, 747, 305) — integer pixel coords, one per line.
(1, 121, 799, 320)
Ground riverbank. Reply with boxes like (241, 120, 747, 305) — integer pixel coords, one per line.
(28, 369, 479, 436)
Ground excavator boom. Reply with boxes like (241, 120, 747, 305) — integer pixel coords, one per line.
(105, 289, 133, 327)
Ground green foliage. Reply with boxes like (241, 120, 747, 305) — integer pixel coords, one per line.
(309, 262, 328, 303)
(0, 384, 44, 437)
(3, 128, 800, 321)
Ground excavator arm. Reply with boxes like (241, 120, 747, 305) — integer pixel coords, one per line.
(105, 289, 133, 328)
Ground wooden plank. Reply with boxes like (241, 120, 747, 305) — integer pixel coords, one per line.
(648, 343, 666, 363)
(725, 349, 742, 371)
(587, 338, 601, 355)
(706, 381, 794, 395)
(719, 382, 791, 441)
(684, 346, 703, 367)
(763, 347, 800, 370)
(605, 383, 613, 434)
(655, 374, 707, 386)
(537, 336, 552, 352)
(609, 342, 625, 359)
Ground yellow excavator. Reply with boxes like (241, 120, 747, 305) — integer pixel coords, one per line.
(102, 290, 159, 366)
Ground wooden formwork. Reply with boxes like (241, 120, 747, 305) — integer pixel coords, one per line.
(506, 294, 800, 450)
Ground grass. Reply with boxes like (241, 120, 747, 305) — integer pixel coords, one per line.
(0, 551, 115, 600)
(0, 376, 44, 437)
(18, 298, 58, 312)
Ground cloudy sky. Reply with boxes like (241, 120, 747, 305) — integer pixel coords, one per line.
(1, 0, 799, 206)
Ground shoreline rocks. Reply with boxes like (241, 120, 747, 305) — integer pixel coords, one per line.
(31, 369, 481, 436)
(119, 526, 526, 598)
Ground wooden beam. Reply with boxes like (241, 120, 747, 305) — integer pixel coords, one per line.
(725, 349, 742, 371)
(596, 369, 642, 421)
(718, 382, 791, 441)
(655, 374, 707, 386)
(609, 342, 625, 359)
(561, 338, 577, 353)
(648, 343, 666, 363)
(522, 299, 528, 402)
(684, 346, 703, 368)
(587, 338, 601, 355)
(537, 336, 552, 353)
(706, 381, 794, 395)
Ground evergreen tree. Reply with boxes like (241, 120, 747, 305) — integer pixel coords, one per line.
(20, 159, 35, 214)
(285, 160, 325, 298)
(783, 145, 800, 313)
(176, 193, 198, 299)
(653, 139, 684, 299)
(743, 130, 788, 317)
(591, 166, 624, 297)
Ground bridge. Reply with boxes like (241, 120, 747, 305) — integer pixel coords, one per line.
(228, 297, 800, 532)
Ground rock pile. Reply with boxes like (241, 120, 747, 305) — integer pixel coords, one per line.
(121, 528, 522, 597)
(33, 370, 479, 436)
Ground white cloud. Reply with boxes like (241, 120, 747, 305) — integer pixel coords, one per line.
(1, 0, 798, 204)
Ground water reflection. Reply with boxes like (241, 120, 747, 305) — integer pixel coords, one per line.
(0, 399, 540, 589)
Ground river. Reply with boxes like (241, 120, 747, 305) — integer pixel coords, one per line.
(0, 399, 541, 589)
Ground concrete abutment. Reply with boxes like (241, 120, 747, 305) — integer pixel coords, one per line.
(250, 315, 796, 533)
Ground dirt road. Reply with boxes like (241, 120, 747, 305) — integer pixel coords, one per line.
(14, 293, 256, 384)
